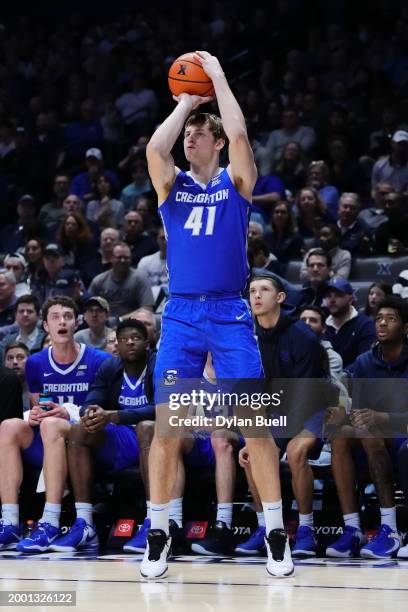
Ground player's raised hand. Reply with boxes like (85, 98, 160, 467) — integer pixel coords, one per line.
(173, 92, 213, 111)
(193, 51, 224, 80)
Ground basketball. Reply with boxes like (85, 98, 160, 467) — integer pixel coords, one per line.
(168, 52, 215, 97)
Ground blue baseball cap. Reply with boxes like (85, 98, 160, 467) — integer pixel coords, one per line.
(324, 278, 354, 295)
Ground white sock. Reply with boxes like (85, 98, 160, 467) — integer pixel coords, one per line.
(40, 502, 61, 528)
(169, 497, 183, 528)
(256, 511, 265, 528)
(343, 512, 361, 530)
(2, 504, 19, 527)
(262, 500, 284, 533)
(216, 503, 233, 529)
(299, 512, 314, 529)
(150, 502, 170, 535)
(146, 500, 151, 521)
(380, 507, 397, 531)
(75, 503, 93, 526)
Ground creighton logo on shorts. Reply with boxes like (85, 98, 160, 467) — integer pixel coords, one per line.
(164, 369, 178, 385)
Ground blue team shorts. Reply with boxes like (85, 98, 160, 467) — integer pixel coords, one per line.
(183, 431, 215, 468)
(22, 427, 44, 469)
(154, 296, 263, 403)
(94, 424, 139, 472)
(270, 410, 325, 458)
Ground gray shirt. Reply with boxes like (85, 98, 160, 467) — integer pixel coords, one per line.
(74, 327, 111, 350)
(89, 268, 154, 317)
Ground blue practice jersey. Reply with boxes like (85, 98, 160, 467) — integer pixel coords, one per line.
(160, 168, 251, 296)
(118, 368, 149, 412)
(26, 344, 109, 406)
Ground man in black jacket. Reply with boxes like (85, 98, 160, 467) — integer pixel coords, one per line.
(49, 319, 156, 553)
(238, 271, 327, 558)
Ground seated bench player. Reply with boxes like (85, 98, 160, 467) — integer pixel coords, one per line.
(47, 319, 156, 552)
(0, 296, 109, 552)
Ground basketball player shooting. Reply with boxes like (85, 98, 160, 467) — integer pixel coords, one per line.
(140, 50, 294, 579)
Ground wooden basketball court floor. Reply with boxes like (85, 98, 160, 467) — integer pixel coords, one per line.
(0, 552, 406, 611)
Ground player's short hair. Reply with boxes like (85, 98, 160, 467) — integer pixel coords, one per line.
(116, 318, 148, 341)
(16, 294, 41, 314)
(4, 341, 30, 357)
(185, 113, 226, 142)
(249, 270, 285, 293)
(376, 296, 408, 324)
(42, 296, 79, 321)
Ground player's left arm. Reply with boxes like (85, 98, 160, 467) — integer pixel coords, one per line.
(195, 51, 257, 199)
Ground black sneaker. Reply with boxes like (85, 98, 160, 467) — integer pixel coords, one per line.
(190, 521, 235, 555)
(140, 529, 172, 579)
(265, 528, 294, 578)
(169, 519, 185, 554)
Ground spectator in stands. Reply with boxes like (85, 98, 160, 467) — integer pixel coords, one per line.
(89, 242, 154, 317)
(115, 74, 159, 140)
(358, 182, 393, 233)
(135, 196, 159, 234)
(275, 141, 307, 195)
(300, 225, 351, 281)
(93, 227, 120, 276)
(323, 279, 376, 368)
(105, 329, 119, 356)
(326, 296, 408, 559)
(301, 249, 332, 306)
(117, 137, 149, 174)
(30, 244, 66, 303)
(120, 160, 153, 212)
(256, 108, 316, 174)
(61, 194, 85, 216)
(0, 270, 17, 328)
(70, 149, 119, 204)
(137, 226, 168, 290)
(4, 342, 30, 412)
(4, 253, 30, 297)
(0, 195, 45, 254)
(307, 161, 339, 222)
(299, 305, 344, 380)
(248, 221, 264, 241)
(122, 211, 157, 267)
(0, 295, 44, 361)
(264, 200, 304, 263)
(295, 187, 328, 239)
(247, 239, 281, 276)
(86, 175, 125, 230)
(362, 283, 393, 318)
(25, 239, 45, 284)
(74, 297, 111, 350)
(63, 99, 104, 164)
(49, 319, 155, 552)
(326, 136, 364, 195)
(371, 131, 408, 192)
(235, 272, 325, 557)
(56, 212, 98, 286)
(38, 175, 71, 229)
(373, 192, 408, 255)
(251, 165, 285, 222)
(0, 350, 23, 422)
(337, 192, 372, 255)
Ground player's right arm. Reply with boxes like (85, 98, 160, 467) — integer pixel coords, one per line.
(147, 94, 212, 204)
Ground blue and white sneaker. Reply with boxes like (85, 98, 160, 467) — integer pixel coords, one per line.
(0, 520, 22, 550)
(124, 518, 150, 553)
(48, 518, 98, 552)
(291, 526, 317, 558)
(16, 522, 60, 553)
(326, 526, 366, 558)
(235, 526, 266, 555)
(360, 524, 401, 559)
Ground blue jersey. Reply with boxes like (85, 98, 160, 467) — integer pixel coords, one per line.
(160, 168, 251, 296)
(26, 344, 109, 406)
(118, 368, 149, 412)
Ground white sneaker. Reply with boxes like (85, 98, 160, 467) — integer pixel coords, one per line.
(140, 530, 171, 579)
(397, 543, 408, 559)
(265, 528, 295, 578)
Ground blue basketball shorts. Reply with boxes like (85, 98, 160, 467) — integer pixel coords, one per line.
(154, 296, 263, 403)
(95, 424, 139, 472)
(183, 431, 215, 468)
(22, 427, 44, 469)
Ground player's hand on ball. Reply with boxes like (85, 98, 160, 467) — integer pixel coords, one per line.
(173, 92, 213, 110)
(194, 51, 224, 80)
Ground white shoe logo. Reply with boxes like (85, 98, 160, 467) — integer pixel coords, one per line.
(235, 313, 246, 320)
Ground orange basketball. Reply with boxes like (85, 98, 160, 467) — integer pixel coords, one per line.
(168, 52, 214, 97)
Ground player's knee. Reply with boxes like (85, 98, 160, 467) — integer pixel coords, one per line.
(154, 435, 181, 452)
(0, 418, 29, 441)
(136, 420, 155, 445)
(40, 416, 66, 441)
(286, 440, 310, 468)
(211, 434, 234, 455)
